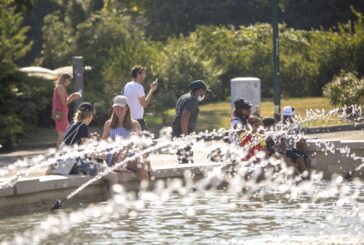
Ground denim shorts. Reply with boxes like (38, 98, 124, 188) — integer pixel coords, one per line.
(69, 160, 100, 176)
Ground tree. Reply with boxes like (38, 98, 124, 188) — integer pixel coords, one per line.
(0, 0, 33, 148)
(323, 70, 364, 107)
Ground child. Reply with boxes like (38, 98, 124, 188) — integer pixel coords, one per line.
(239, 116, 266, 161)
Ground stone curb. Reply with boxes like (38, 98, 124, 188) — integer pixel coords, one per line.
(0, 140, 363, 217)
(303, 123, 364, 134)
(12, 142, 55, 151)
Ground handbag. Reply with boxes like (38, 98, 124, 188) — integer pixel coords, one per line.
(45, 158, 76, 175)
(45, 123, 83, 175)
(52, 110, 64, 120)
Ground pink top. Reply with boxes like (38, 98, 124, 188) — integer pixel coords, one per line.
(52, 86, 68, 112)
(52, 86, 69, 132)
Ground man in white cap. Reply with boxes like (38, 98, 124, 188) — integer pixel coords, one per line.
(282, 106, 295, 124)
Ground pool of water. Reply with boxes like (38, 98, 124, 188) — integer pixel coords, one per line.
(1, 180, 363, 244)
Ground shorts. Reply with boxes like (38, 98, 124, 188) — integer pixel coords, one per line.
(55, 117, 69, 132)
(286, 148, 306, 161)
(69, 160, 102, 176)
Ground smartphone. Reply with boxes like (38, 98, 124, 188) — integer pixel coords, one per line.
(153, 78, 158, 85)
(77, 89, 83, 97)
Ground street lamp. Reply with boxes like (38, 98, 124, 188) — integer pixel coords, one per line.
(272, 0, 281, 122)
(72, 56, 84, 109)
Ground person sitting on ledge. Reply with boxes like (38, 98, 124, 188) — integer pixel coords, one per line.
(46, 102, 118, 196)
(101, 95, 151, 187)
(239, 116, 266, 162)
(229, 98, 252, 145)
(282, 106, 295, 124)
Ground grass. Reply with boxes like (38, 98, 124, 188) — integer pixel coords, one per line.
(146, 96, 345, 132)
(196, 97, 345, 131)
(21, 97, 347, 145)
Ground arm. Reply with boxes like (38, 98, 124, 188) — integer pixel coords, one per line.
(132, 120, 142, 136)
(181, 109, 191, 135)
(67, 93, 81, 104)
(101, 120, 111, 140)
(80, 137, 89, 144)
(138, 83, 157, 107)
(77, 124, 90, 145)
(56, 86, 67, 106)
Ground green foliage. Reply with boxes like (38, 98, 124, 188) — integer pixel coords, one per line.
(0, 115, 23, 148)
(38, 11, 75, 68)
(2, 0, 364, 148)
(38, 6, 151, 123)
(0, 0, 33, 149)
(142, 0, 364, 40)
(0, 0, 32, 72)
(323, 71, 364, 106)
(151, 34, 222, 123)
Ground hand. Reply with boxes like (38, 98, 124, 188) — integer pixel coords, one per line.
(90, 132, 100, 140)
(150, 81, 158, 93)
(71, 92, 81, 100)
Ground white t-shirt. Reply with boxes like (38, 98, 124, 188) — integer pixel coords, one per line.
(229, 118, 243, 145)
(123, 81, 145, 119)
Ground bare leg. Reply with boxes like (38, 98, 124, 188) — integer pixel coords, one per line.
(56, 131, 65, 149)
(279, 154, 300, 175)
(127, 160, 150, 188)
(296, 156, 307, 173)
(96, 163, 118, 197)
(305, 157, 312, 170)
(296, 139, 307, 153)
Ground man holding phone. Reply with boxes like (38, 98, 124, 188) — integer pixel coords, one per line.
(122, 65, 158, 131)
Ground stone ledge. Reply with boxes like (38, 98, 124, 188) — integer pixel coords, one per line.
(307, 140, 364, 151)
(0, 185, 14, 196)
(0, 140, 364, 217)
(303, 123, 364, 134)
(154, 162, 219, 179)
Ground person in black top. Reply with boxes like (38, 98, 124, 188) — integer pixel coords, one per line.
(172, 80, 211, 137)
(63, 103, 94, 146)
(62, 102, 118, 196)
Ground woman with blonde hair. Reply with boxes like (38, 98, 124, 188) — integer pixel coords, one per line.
(101, 95, 150, 185)
(55, 102, 118, 196)
(63, 102, 95, 146)
(52, 73, 81, 148)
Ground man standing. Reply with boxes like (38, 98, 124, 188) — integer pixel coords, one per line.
(172, 80, 210, 138)
(123, 65, 158, 131)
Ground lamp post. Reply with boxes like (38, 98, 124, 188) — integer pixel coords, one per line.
(72, 56, 84, 109)
(272, 0, 281, 122)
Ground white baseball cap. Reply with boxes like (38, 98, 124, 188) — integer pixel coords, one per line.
(112, 95, 128, 107)
(283, 106, 295, 116)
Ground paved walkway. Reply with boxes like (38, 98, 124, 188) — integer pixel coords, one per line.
(0, 148, 55, 167)
(0, 130, 363, 167)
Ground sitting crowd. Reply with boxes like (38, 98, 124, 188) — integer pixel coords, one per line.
(229, 98, 311, 176)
